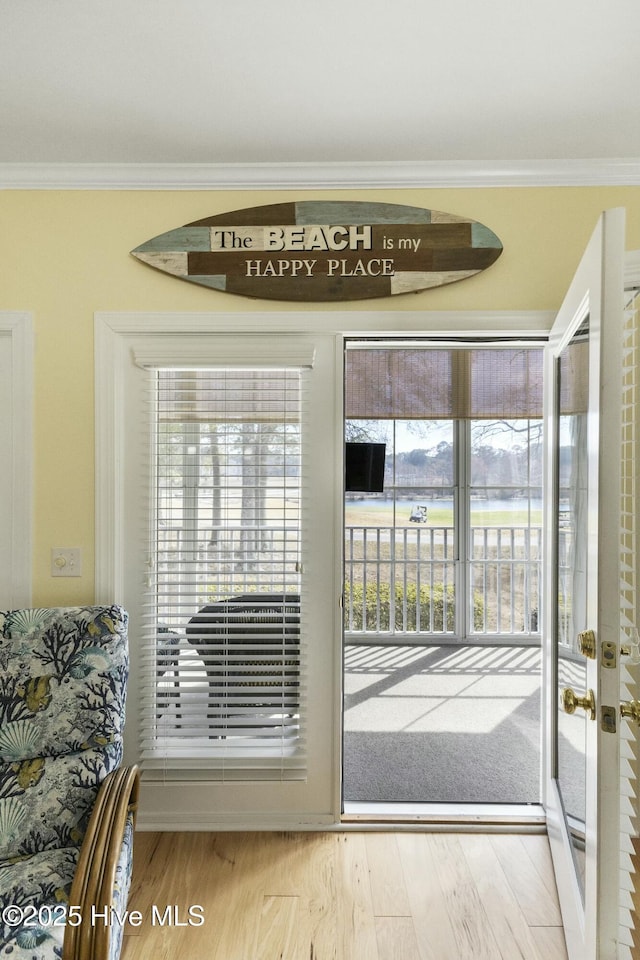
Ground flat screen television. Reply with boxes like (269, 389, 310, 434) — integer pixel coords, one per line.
(345, 442, 386, 493)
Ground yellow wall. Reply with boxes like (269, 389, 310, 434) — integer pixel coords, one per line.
(1, 185, 639, 605)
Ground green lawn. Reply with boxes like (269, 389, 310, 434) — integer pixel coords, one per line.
(345, 504, 542, 527)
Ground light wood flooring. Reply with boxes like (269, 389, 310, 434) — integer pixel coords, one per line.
(121, 830, 568, 960)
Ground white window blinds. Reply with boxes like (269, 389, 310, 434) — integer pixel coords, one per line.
(140, 365, 308, 781)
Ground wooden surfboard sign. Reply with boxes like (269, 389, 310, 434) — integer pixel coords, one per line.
(131, 201, 503, 302)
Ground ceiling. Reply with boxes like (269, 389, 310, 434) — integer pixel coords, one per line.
(2, 0, 640, 184)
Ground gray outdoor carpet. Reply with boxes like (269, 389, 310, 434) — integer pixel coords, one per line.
(343, 644, 542, 804)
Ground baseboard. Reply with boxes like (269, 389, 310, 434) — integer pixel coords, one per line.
(135, 811, 337, 831)
(134, 803, 546, 832)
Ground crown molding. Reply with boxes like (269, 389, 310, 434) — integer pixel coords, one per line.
(2, 159, 640, 190)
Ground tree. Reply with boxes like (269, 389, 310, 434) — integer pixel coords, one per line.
(345, 419, 390, 443)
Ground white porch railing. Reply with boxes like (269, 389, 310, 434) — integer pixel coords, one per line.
(345, 524, 542, 639)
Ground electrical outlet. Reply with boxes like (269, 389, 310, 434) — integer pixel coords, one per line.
(51, 547, 83, 577)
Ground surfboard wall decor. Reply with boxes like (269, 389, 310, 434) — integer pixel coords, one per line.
(131, 201, 503, 302)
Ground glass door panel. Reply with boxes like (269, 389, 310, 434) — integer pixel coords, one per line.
(555, 319, 590, 896)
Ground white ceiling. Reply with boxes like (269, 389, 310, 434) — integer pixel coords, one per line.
(2, 0, 640, 183)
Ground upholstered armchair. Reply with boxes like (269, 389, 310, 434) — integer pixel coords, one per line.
(0, 605, 139, 960)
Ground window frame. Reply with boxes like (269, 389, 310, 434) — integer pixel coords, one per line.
(95, 314, 342, 829)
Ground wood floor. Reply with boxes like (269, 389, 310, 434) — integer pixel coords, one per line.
(121, 830, 568, 960)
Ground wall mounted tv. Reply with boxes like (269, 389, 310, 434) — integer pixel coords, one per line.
(345, 442, 386, 493)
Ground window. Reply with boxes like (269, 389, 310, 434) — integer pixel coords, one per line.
(96, 320, 339, 825)
(141, 367, 308, 780)
(344, 344, 543, 641)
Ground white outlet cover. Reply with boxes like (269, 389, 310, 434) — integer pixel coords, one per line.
(51, 547, 83, 577)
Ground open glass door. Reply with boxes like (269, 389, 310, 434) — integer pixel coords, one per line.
(543, 209, 625, 959)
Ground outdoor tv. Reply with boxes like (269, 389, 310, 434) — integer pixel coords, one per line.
(345, 442, 386, 493)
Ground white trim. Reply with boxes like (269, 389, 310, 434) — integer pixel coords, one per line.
(132, 336, 316, 369)
(4, 159, 640, 190)
(96, 309, 555, 338)
(94, 315, 126, 604)
(0, 313, 33, 607)
(95, 313, 343, 823)
(136, 810, 336, 831)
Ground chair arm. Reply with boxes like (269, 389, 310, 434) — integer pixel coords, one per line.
(63, 764, 140, 960)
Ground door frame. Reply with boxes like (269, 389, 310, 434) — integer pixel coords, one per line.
(95, 308, 552, 830)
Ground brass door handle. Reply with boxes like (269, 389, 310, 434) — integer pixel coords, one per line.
(562, 687, 596, 720)
(578, 630, 596, 659)
(620, 700, 640, 725)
